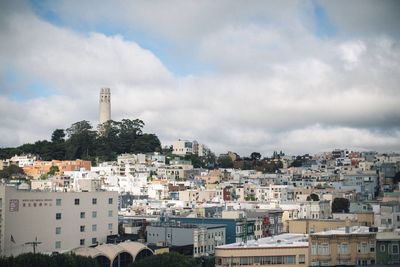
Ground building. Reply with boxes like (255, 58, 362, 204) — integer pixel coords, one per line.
(146, 221, 225, 257)
(99, 87, 111, 124)
(376, 231, 400, 265)
(172, 140, 193, 156)
(0, 185, 118, 256)
(73, 241, 153, 267)
(23, 159, 91, 179)
(309, 226, 377, 266)
(215, 233, 309, 267)
(171, 216, 255, 244)
(288, 219, 360, 235)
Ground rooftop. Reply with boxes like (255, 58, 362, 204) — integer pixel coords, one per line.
(311, 226, 376, 236)
(217, 233, 308, 249)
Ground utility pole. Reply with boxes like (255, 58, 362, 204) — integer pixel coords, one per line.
(25, 237, 42, 254)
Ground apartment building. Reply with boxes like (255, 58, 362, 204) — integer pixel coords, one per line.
(0, 185, 117, 256)
(215, 233, 309, 267)
(309, 226, 376, 266)
(146, 222, 225, 257)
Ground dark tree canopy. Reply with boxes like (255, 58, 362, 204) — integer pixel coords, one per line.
(250, 152, 262, 161)
(217, 155, 234, 168)
(129, 252, 199, 267)
(332, 197, 350, 213)
(0, 252, 97, 267)
(0, 119, 162, 164)
(0, 165, 24, 179)
(307, 193, 320, 201)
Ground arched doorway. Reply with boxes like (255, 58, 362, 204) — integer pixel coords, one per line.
(112, 252, 133, 267)
(135, 249, 153, 262)
(95, 255, 111, 267)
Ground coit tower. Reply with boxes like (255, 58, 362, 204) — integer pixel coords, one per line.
(99, 88, 111, 124)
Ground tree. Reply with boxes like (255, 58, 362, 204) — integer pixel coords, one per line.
(129, 252, 199, 267)
(332, 197, 350, 213)
(51, 129, 66, 143)
(47, 166, 59, 176)
(217, 155, 233, 168)
(250, 152, 262, 161)
(0, 165, 24, 179)
(307, 193, 320, 201)
(65, 121, 97, 160)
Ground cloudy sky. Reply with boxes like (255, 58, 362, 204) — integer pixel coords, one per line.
(1, 0, 400, 156)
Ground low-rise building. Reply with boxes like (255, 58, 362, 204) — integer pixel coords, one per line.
(309, 226, 376, 266)
(376, 231, 400, 265)
(146, 222, 225, 257)
(215, 233, 309, 267)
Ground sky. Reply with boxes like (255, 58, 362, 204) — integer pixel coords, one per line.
(1, 0, 400, 157)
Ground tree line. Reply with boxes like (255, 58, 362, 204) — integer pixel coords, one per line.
(0, 119, 161, 164)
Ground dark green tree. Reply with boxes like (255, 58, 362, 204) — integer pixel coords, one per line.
(217, 155, 233, 168)
(332, 197, 350, 213)
(250, 152, 262, 161)
(307, 193, 320, 201)
(0, 165, 24, 179)
(65, 121, 97, 160)
(129, 252, 199, 267)
(51, 129, 66, 143)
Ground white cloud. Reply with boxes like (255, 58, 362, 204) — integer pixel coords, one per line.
(0, 1, 400, 156)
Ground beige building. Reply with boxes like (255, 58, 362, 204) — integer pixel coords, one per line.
(309, 226, 376, 266)
(288, 219, 359, 234)
(215, 233, 309, 267)
(0, 185, 118, 256)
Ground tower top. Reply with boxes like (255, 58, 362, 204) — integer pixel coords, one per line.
(100, 87, 110, 94)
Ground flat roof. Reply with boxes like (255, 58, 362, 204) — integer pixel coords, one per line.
(217, 233, 309, 249)
(311, 226, 375, 236)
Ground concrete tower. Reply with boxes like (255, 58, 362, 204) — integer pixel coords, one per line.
(99, 88, 111, 124)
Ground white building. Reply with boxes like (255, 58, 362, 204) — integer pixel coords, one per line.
(0, 185, 118, 256)
(173, 140, 193, 156)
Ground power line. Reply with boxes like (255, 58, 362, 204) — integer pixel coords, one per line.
(25, 237, 42, 254)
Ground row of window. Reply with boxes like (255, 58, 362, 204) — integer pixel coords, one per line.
(216, 255, 305, 266)
(56, 197, 113, 206)
(55, 224, 113, 234)
(56, 210, 113, 220)
(55, 238, 98, 249)
(311, 242, 375, 255)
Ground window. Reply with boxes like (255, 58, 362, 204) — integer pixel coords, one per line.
(311, 244, 317, 255)
(393, 244, 399, 254)
(56, 213, 62, 220)
(92, 238, 97, 245)
(380, 244, 385, 252)
(92, 211, 97, 218)
(108, 198, 113, 204)
(299, 254, 305, 264)
(92, 224, 97, 231)
(80, 212, 85, 219)
(108, 210, 113, 217)
(56, 227, 61, 235)
(340, 243, 349, 254)
(55, 241, 61, 249)
(359, 242, 368, 254)
(56, 199, 61, 206)
(92, 198, 97, 205)
(319, 243, 330, 255)
(108, 223, 113, 230)
(80, 239, 85, 246)
(80, 225, 85, 232)
(74, 198, 80, 205)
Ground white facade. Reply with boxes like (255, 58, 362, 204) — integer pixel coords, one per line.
(173, 140, 193, 156)
(0, 185, 118, 256)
